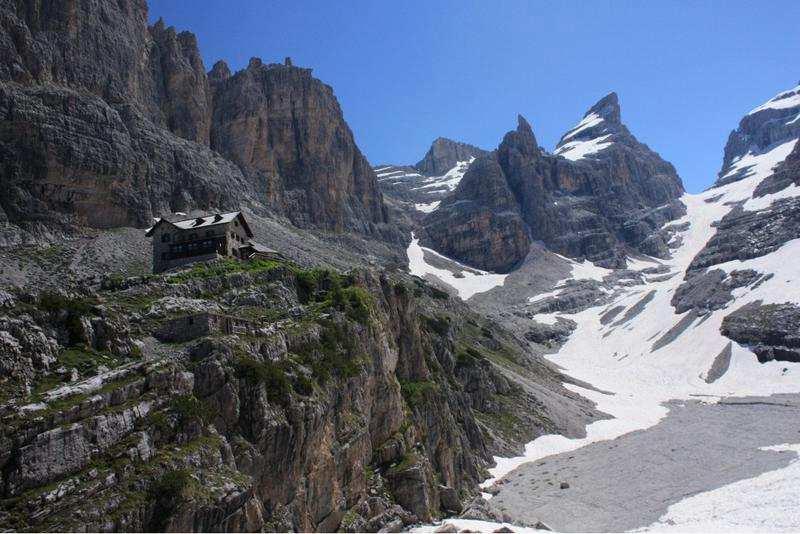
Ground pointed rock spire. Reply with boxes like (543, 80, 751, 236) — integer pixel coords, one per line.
(586, 92, 621, 124)
(498, 114, 540, 165)
(554, 93, 624, 160)
(515, 114, 538, 148)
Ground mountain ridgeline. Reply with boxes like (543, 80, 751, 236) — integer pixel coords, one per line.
(0, 0, 387, 244)
(420, 93, 685, 272)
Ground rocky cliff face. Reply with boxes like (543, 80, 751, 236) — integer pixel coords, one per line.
(414, 138, 487, 177)
(717, 83, 800, 186)
(0, 0, 388, 243)
(0, 260, 595, 531)
(423, 95, 685, 272)
(677, 82, 800, 364)
(210, 58, 387, 231)
(420, 150, 531, 273)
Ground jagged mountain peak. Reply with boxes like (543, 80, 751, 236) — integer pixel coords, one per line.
(498, 114, 540, 160)
(425, 96, 684, 272)
(586, 91, 621, 124)
(516, 114, 534, 134)
(553, 93, 624, 161)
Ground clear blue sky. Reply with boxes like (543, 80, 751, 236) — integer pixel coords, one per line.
(148, 0, 799, 192)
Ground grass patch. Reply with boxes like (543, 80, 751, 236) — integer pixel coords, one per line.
(455, 347, 485, 368)
(399, 380, 437, 405)
(148, 469, 194, 530)
(234, 356, 292, 406)
(421, 314, 451, 337)
(168, 258, 284, 284)
(58, 346, 123, 376)
(293, 320, 364, 385)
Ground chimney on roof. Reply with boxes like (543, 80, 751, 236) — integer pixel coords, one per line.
(284, 56, 293, 67)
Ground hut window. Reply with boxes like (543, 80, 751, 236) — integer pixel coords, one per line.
(161, 233, 171, 243)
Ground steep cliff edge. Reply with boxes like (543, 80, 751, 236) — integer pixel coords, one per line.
(0, 260, 596, 531)
(423, 94, 685, 272)
(210, 58, 387, 231)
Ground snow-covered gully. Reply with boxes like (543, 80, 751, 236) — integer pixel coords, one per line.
(411, 134, 800, 531)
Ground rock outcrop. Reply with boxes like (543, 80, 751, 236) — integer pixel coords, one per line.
(677, 82, 800, 365)
(717, 83, 800, 186)
(423, 95, 685, 272)
(0, 0, 388, 243)
(721, 301, 800, 363)
(687, 197, 800, 272)
(421, 154, 531, 272)
(414, 138, 487, 177)
(0, 260, 596, 531)
(754, 136, 800, 197)
(210, 58, 387, 231)
(375, 139, 487, 220)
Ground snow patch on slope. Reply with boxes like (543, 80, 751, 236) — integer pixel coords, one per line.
(407, 233, 507, 300)
(412, 158, 475, 193)
(719, 138, 797, 184)
(644, 443, 800, 532)
(554, 134, 614, 161)
(480, 122, 800, 507)
(414, 201, 440, 213)
(748, 84, 800, 115)
(560, 112, 604, 142)
(554, 253, 613, 282)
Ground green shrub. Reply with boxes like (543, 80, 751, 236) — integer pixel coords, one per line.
(291, 374, 314, 396)
(170, 395, 212, 425)
(235, 356, 291, 406)
(148, 469, 192, 530)
(399, 380, 437, 405)
(147, 411, 171, 434)
(421, 314, 450, 337)
(341, 287, 372, 323)
(294, 321, 363, 385)
(455, 347, 484, 368)
(39, 292, 97, 345)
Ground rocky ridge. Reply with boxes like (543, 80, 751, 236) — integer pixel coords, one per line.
(0, 0, 390, 246)
(375, 138, 487, 218)
(422, 94, 685, 272)
(414, 138, 487, 177)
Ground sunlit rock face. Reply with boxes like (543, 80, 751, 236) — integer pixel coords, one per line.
(423, 95, 685, 272)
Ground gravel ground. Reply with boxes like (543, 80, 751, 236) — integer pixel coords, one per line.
(488, 394, 800, 532)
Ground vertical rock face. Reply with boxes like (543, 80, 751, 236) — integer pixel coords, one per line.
(422, 155, 531, 272)
(0, 267, 595, 531)
(0, 0, 389, 238)
(423, 94, 685, 272)
(210, 59, 388, 231)
(148, 18, 212, 144)
(414, 137, 487, 177)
